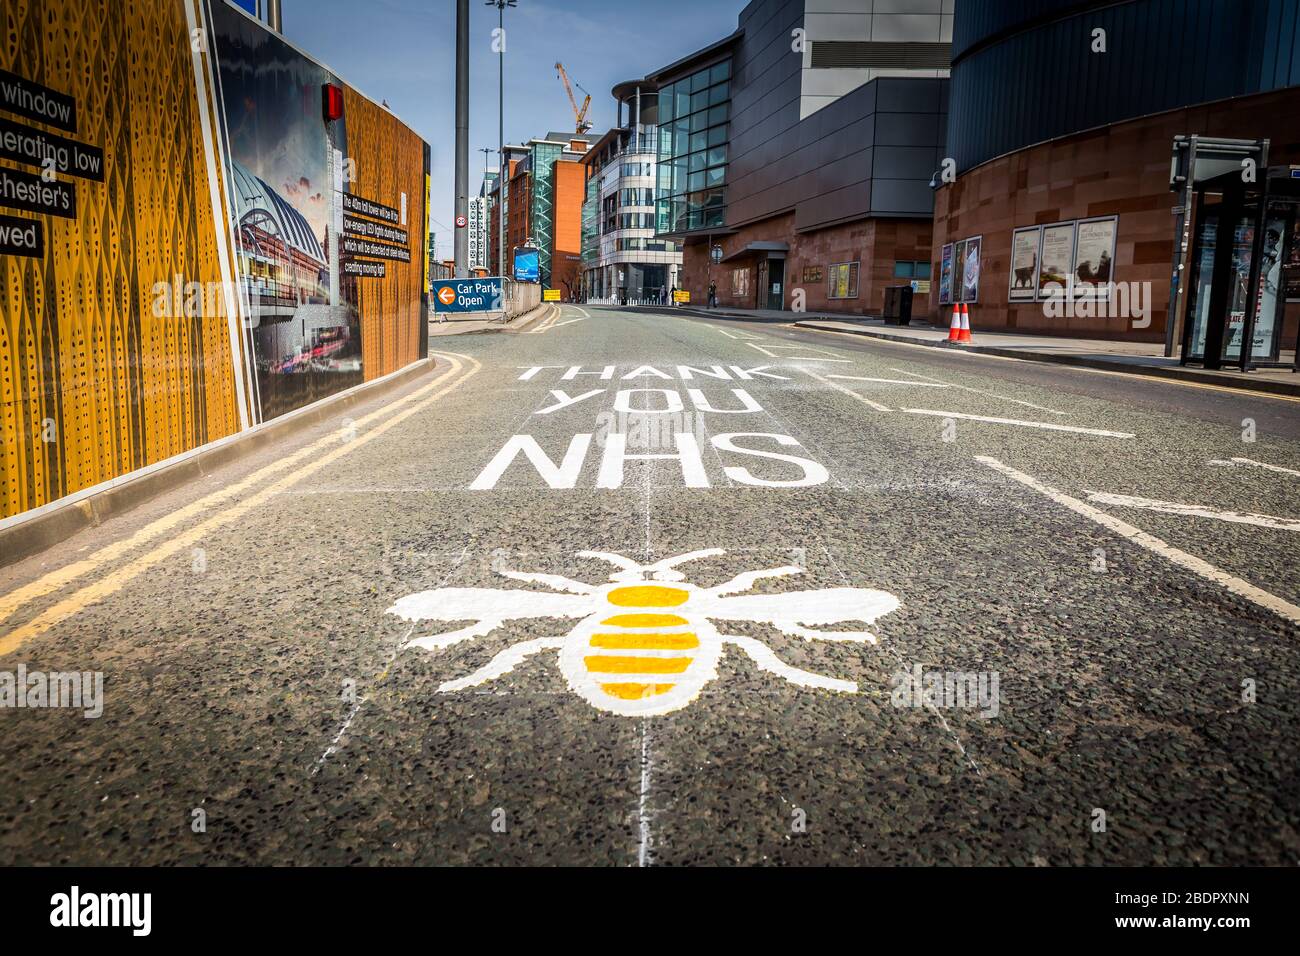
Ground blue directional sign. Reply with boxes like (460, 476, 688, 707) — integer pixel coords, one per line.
(513, 248, 540, 283)
(431, 277, 504, 313)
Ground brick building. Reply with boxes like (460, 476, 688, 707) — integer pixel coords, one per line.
(930, 0, 1300, 364)
(487, 133, 593, 295)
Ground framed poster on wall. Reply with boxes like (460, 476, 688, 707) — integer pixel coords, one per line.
(960, 235, 982, 303)
(1285, 215, 1300, 302)
(938, 243, 953, 304)
(1008, 226, 1041, 301)
(1038, 221, 1076, 300)
(1072, 215, 1118, 299)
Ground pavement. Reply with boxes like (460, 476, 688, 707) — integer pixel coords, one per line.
(428, 302, 558, 336)
(1, 303, 1298, 865)
(636, 305, 1300, 396)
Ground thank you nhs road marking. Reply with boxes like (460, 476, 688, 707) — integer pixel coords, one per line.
(471, 365, 828, 489)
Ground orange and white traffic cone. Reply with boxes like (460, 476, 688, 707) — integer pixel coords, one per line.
(947, 304, 962, 342)
(958, 303, 973, 344)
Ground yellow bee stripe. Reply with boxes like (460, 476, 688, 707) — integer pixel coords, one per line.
(590, 632, 699, 650)
(600, 683, 676, 700)
(606, 585, 688, 608)
(600, 613, 688, 628)
(584, 655, 692, 674)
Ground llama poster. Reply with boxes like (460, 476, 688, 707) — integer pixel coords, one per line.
(1009, 226, 1041, 301)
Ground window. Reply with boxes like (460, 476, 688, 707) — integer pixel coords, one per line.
(828, 262, 860, 299)
(893, 260, 931, 279)
(731, 267, 750, 298)
(654, 57, 731, 236)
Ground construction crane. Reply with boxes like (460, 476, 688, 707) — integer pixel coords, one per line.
(555, 62, 593, 135)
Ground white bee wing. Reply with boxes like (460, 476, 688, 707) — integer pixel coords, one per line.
(387, 588, 592, 652)
(387, 587, 590, 622)
(698, 587, 901, 643)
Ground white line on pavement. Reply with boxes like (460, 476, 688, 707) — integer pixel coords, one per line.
(828, 374, 951, 388)
(549, 317, 587, 329)
(904, 409, 1134, 438)
(746, 341, 851, 362)
(799, 367, 892, 412)
(638, 720, 655, 867)
(976, 456, 1300, 627)
(1084, 492, 1300, 532)
(889, 368, 1069, 416)
(1208, 457, 1300, 479)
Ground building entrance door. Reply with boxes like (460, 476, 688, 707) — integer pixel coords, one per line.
(766, 258, 785, 310)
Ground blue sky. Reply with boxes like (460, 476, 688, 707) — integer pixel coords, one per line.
(280, 0, 741, 256)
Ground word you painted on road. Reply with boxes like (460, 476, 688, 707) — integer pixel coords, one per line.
(472, 364, 827, 489)
(388, 550, 900, 716)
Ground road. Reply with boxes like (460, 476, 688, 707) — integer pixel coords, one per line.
(2, 304, 1298, 865)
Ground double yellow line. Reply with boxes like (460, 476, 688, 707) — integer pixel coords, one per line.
(0, 350, 481, 657)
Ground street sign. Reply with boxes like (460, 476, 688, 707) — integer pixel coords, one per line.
(455, 215, 468, 228)
(543, 288, 561, 302)
(514, 248, 540, 283)
(430, 277, 503, 313)
(673, 290, 691, 303)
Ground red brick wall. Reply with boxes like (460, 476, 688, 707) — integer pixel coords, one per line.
(929, 86, 1300, 344)
(678, 212, 933, 314)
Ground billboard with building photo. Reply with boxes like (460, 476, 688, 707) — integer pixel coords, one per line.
(209, 0, 428, 422)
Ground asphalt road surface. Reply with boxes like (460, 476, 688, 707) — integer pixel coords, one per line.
(2, 305, 1298, 865)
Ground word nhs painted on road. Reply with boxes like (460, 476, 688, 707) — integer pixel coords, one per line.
(472, 364, 828, 489)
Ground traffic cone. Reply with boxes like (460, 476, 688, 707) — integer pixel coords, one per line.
(958, 303, 973, 344)
(947, 304, 962, 342)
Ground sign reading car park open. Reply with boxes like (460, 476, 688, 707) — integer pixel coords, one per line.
(431, 277, 504, 312)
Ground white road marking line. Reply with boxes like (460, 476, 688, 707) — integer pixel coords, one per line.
(716, 328, 765, 341)
(746, 341, 850, 361)
(977, 456, 1300, 627)
(889, 368, 1069, 416)
(818, 545, 982, 778)
(638, 719, 654, 867)
(903, 409, 1134, 438)
(828, 374, 951, 388)
(312, 621, 417, 777)
(567, 306, 591, 319)
(549, 317, 587, 329)
(799, 367, 892, 412)
(311, 547, 470, 776)
(637, 383, 655, 867)
(1084, 492, 1300, 532)
(1208, 457, 1300, 479)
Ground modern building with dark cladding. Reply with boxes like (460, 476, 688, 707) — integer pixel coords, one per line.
(929, 0, 1300, 352)
(638, 0, 952, 314)
(948, 0, 1300, 174)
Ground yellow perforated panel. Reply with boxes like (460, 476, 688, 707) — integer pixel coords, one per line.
(342, 88, 427, 380)
(0, 0, 240, 520)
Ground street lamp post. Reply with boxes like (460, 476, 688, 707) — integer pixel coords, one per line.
(487, 0, 517, 282)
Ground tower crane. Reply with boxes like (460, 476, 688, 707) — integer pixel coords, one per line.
(555, 62, 593, 135)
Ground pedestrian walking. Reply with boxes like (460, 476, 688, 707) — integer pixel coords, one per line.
(708, 281, 718, 309)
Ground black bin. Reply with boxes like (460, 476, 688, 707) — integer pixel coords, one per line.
(883, 285, 914, 326)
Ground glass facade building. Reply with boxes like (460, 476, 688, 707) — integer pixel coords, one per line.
(656, 58, 731, 234)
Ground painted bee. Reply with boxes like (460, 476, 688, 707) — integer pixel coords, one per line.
(387, 550, 900, 716)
